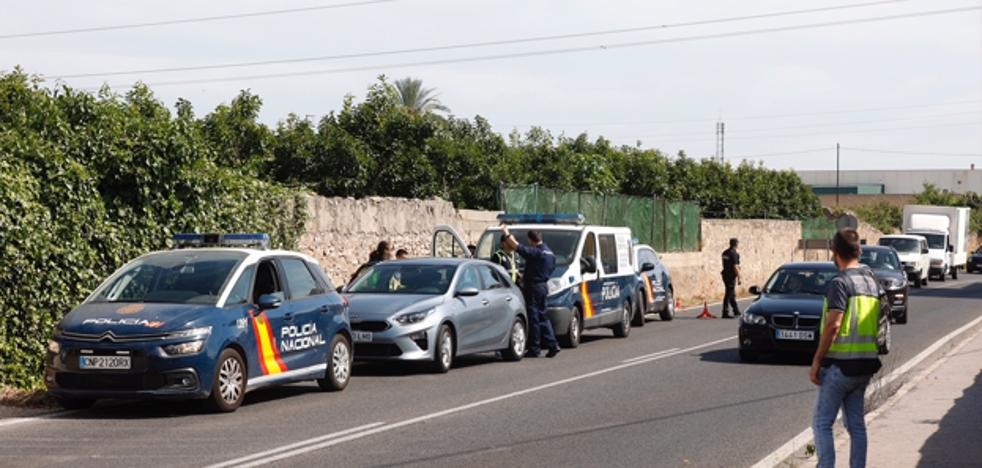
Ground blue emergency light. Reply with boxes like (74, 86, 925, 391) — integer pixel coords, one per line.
(496, 213, 585, 225)
(173, 233, 271, 250)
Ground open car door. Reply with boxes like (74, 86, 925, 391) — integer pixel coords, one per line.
(432, 225, 471, 258)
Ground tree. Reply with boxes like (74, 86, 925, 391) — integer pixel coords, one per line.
(392, 77, 450, 114)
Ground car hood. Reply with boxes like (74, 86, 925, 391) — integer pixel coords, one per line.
(748, 294, 824, 316)
(345, 294, 445, 321)
(60, 302, 216, 335)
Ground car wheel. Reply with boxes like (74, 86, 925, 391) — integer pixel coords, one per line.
(430, 325, 454, 373)
(613, 302, 632, 338)
(938, 270, 946, 282)
(55, 397, 96, 410)
(738, 350, 759, 363)
(501, 318, 526, 362)
(660, 288, 676, 321)
(952, 267, 958, 280)
(631, 292, 646, 327)
(207, 348, 246, 413)
(878, 319, 892, 355)
(560, 308, 582, 348)
(895, 306, 908, 324)
(317, 334, 351, 391)
(910, 272, 921, 289)
(922, 273, 928, 286)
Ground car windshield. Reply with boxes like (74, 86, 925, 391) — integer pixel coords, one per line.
(878, 238, 918, 253)
(90, 251, 245, 305)
(860, 249, 900, 271)
(476, 229, 581, 268)
(347, 263, 457, 295)
(764, 269, 839, 295)
(921, 234, 946, 250)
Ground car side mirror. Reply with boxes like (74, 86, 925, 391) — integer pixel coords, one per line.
(641, 262, 655, 272)
(922, 248, 929, 254)
(258, 292, 284, 310)
(455, 287, 480, 297)
(580, 256, 598, 274)
(749, 286, 762, 295)
(947, 245, 954, 252)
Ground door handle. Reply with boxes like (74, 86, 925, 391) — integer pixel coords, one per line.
(283, 312, 294, 321)
(319, 305, 330, 313)
(481, 299, 490, 306)
(505, 297, 513, 302)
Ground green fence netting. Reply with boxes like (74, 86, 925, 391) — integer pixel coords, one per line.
(802, 217, 836, 240)
(499, 185, 701, 252)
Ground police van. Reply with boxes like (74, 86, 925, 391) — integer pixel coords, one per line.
(45, 233, 352, 412)
(433, 214, 643, 348)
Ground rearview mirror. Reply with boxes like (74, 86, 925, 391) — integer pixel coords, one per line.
(456, 287, 480, 297)
(258, 292, 284, 310)
(580, 256, 598, 274)
(640, 262, 655, 272)
(749, 286, 762, 295)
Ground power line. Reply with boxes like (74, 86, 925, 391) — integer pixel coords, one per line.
(727, 148, 833, 159)
(79, 5, 982, 90)
(628, 121, 982, 144)
(53, 0, 918, 79)
(841, 147, 982, 157)
(0, 0, 401, 40)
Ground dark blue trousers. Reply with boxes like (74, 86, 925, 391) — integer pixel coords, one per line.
(523, 283, 559, 353)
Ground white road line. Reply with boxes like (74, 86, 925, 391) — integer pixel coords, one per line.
(621, 348, 681, 363)
(205, 422, 385, 468)
(217, 335, 738, 467)
(751, 313, 982, 468)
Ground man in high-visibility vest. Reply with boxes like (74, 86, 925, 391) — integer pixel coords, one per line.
(810, 228, 883, 468)
(492, 236, 520, 285)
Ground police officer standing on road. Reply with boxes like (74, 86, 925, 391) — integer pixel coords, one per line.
(721, 238, 742, 319)
(501, 225, 561, 358)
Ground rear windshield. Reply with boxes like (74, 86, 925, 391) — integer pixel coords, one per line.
(860, 249, 900, 271)
(90, 251, 245, 305)
(764, 269, 839, 295)
(878, 238, 918, 253)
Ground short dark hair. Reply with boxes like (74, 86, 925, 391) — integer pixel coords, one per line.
(729, 238, 738, 248)
(396, 249, 408, 257)
(528, 230, 542, 243)
(832, 228, 861, 260)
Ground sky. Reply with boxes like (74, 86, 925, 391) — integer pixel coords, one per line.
(2, 0, 981, 171)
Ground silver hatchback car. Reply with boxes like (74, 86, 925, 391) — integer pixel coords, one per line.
(345, 258, 527, 372)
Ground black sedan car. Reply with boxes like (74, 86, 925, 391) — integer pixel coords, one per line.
(738, 262, 891, 362)
(860, 245, 909, 324)
(968, 247, 982, 273)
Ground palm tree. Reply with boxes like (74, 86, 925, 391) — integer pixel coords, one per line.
(393, 77, 450, 114)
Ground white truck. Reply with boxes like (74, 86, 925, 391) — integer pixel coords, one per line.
(903, 205, 971, 281)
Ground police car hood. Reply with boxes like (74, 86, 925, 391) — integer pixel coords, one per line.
(346, 294, 445, 320)
(747, 294, 824, 317)
(61, 302, 215, 334)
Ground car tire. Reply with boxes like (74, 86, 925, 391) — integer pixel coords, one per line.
(206, 348, 246, 413)
(631, 292, 646, 327)
(910, 272, 921, 289)
(660, 288, 676, 321)
(430, 325, 454, 373)
(560, 308, 582, 348)
(938, 270, 946, 282)
(922, 273, 928, 286)
(317, 334, 351, 392)
(612, 302, 632, 338)
(738, 350, 759, 363)
(952, 267, 958, 280)
(879, 319, 892, 355)
(895, 307, 908, 324)
(501, 318, 526, 362)
(55, 397, 95, 410)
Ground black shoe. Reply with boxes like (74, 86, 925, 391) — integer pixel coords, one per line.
(525, 350, 541, 358)
(546, 348, 560, 358)
(721, 314, 734, 319)
(733, 311, 742, 316)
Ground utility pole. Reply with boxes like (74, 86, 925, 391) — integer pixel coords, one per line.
(836, 143, 840, 208)
(715, 122, 721, 161)
(715, 121, 726, 162)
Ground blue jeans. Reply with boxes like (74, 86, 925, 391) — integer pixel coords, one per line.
(812, 364, 872, 468)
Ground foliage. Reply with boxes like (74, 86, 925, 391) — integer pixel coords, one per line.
(851, 202, 903, 235)
(392, 77, 450, 114)
(0, 70, 307, 388)
(915, 184, 982, 234)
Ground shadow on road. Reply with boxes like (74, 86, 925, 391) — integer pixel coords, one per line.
(917, 369, 982, 467)
(908, 277, 982, 300)
(699, 348, 812, 366)
(353, 353, 501, 377)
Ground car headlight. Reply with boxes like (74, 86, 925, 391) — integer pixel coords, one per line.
(547, 278, 565, 295)
(165, 326, 212, 339)
(47, 340, 60, 354)
(162, 340, 206, 356)
(395, 309, 434, 325)
(888, 277, 906, 289)
(741, 313, 767, 326)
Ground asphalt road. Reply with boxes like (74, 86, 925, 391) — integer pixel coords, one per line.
(2, 275, 981, 468)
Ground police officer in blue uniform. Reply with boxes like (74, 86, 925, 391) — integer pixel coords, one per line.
(502, 225, 561, 358)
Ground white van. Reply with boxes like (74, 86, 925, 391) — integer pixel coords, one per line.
(877, 234, 930, 287)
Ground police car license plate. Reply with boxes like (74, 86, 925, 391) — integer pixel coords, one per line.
(775, 330, 814, 341)
(80, 356, 131, 370)
(352, 331, 373, 343)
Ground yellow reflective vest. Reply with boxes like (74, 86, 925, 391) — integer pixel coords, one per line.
(821, 294, 881, 360)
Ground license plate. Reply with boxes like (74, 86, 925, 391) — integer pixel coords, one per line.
(80, 355, 131, 370)
(352, 331, 373, 343)
(775, 329, 814, 341)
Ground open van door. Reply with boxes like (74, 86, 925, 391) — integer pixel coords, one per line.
(432, 225, 471, 258)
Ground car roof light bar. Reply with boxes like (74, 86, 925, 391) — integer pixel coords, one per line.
(173, 233, 271, 250)
(496, 213, 585, 225)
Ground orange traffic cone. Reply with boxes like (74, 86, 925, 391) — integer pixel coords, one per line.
(675, 297, 682, 312)
(697, 301, 716, 319)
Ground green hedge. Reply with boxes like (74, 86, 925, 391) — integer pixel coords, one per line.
(0, 71, 307, 388)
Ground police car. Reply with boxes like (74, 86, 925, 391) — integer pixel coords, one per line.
(45, 233, 352, 412)
(443, 214, 642, 348)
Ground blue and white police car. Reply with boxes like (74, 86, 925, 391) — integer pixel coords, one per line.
(45, 233, 352, 412)
(456, 214, 643, 348)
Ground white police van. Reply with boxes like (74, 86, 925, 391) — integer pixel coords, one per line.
(434, 214, 642, 348)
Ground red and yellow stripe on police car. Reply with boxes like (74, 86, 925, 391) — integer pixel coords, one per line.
(251, 312, 287, 375)
(580, 282, 595, 319)
(642, 275, 655, 305)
